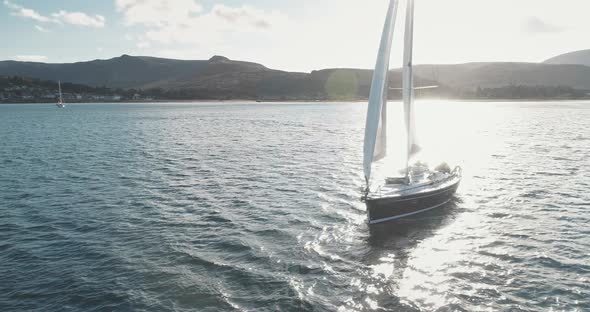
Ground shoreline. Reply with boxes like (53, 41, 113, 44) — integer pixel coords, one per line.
(1, 98, 589, 105)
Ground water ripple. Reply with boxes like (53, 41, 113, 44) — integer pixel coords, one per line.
(0, 102, 588, 311)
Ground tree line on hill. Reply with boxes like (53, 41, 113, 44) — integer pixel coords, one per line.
(1, 75, 588, 103)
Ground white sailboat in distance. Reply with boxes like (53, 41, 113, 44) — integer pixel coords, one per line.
(56, 80, 65, 108)
(362, 0, 461, 224)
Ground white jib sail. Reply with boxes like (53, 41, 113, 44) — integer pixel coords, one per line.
(403, 0, 419, 161)
(363, 0, 399, 183)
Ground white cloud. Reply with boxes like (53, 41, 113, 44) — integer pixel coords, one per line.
(211, 5, 272, 29)
(34, 25, 50, 33)
(3, 0, 105, 28)
(114, 0, 590, 72)
(523, 17, 565, 34)
(4, 0, 51, 22)
(15, 55, 48, 62)
(116, 0, 282, 47)
(114, 0, 386, 70)
(116, 0, 202, 27)
(52, 10, 105, 28)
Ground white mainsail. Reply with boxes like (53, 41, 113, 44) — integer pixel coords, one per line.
(403, 0, 420, 162)
(363, 0, 399, 183)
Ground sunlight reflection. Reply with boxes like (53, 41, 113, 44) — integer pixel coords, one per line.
(395, 210, 492, 310)
(371, 254, 396, 279)
(371, 100, 506, 191)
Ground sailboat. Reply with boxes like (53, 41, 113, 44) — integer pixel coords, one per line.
(56, 80, 65, 108)
(362, 0, 461, 224)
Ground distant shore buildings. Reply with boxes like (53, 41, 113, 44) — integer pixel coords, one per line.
(0, 78, 152, 103)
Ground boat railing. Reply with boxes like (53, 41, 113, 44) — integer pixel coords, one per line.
(369, 166, 461, 199)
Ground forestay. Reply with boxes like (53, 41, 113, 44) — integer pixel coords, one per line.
(363, 0, 399, 183)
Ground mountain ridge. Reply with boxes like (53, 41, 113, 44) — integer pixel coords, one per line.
(1, 50, 590, 100)
(544, 49, 590, 67)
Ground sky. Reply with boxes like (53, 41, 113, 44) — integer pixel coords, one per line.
(1, 0, 589, 72)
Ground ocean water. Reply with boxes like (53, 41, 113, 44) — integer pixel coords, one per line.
(0, 101, 588, 312)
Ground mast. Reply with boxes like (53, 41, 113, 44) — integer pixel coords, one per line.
(403, 0, 417, 178)
(58, 80, 63, 103)
(363, 0, 400, 188)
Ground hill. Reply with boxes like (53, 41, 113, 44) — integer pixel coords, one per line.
(0, 55, 270, 89)
(544, 49, 590, 67)
(1, 52, 590, 101)
(414, 62, 590, 90)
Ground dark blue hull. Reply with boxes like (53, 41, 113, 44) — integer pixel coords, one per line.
(366, 180, 460, 224)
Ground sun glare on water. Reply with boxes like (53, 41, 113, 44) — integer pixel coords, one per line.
(371, 99, 506, 187)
